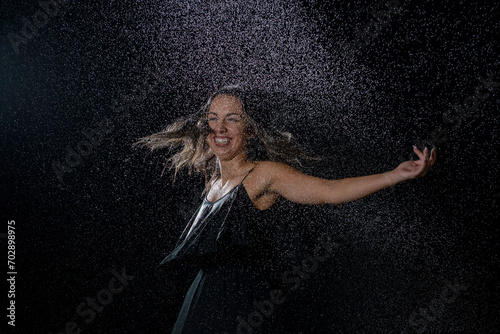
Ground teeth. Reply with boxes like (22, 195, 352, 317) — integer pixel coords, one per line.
(215, 138, 230, 144)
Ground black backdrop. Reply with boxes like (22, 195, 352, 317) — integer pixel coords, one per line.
(1, 0, 499, 333)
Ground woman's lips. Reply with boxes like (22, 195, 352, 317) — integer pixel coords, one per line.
(214, 136, 231, 146)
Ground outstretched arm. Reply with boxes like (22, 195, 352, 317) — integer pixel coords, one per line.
(265, 146, 436, 205)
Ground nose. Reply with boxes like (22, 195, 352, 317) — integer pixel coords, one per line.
(212, 119, 227, 134)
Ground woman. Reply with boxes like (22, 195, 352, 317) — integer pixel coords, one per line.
(133, 86, 436, 333)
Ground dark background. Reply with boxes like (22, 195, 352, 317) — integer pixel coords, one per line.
(1, 0, 498, 333)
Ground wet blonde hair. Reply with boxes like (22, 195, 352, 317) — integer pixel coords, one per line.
(132, 86, 320, 194)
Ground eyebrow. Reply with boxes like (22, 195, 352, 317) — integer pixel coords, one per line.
(207, 112, 242, 117)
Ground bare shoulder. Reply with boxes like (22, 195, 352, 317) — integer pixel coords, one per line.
(251, 160, 299, 193)
(246, 161, 289, 193)
(246, 161, 290, 210)
(254, 160, 295, 174)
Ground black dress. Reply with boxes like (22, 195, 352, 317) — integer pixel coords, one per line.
(157, 166, 287, 333)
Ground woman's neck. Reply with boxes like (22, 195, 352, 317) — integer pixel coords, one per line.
(216, 154, 255, 184)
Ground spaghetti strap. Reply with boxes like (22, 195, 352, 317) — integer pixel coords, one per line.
(240, 164, 257, 184)
(205, 163, 258, 203)
(214, 163, 257, 185)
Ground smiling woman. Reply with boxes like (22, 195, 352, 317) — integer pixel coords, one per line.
(132, 85, 436, 333)
(132, 85, 319, 198)
(206, 94, 255, 162)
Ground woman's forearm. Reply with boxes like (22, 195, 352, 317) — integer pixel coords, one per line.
(329, 170, 402, 204)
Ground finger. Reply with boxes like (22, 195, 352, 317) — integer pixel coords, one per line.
(430, 148, 437, 165)
(412, 156, 426, 176)
(424, 147, 432, 171)
(424, 147, 434, 172)
(428, 149, 434, 166)
(423, 147, 432, 170)
(429, 148, 435, 168)
(413, 145, 424, 160)
(424, 147, 429, 162)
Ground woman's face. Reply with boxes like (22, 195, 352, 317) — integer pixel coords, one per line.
(206, 94, 252, 161)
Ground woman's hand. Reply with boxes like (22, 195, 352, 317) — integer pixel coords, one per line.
(391, 146, 437, 183)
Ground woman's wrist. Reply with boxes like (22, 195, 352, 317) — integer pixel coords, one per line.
(383, 170, 402, 187)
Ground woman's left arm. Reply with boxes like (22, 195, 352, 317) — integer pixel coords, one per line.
(265, 146, 436, 205)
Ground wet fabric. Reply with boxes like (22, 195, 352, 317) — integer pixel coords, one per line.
(156, 167, 287, 333)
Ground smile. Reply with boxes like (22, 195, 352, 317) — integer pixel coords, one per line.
(214, 137, 231, 146)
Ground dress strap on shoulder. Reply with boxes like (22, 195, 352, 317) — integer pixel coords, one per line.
(211, 162, 258, 188)
(240, 163, 257, 184)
